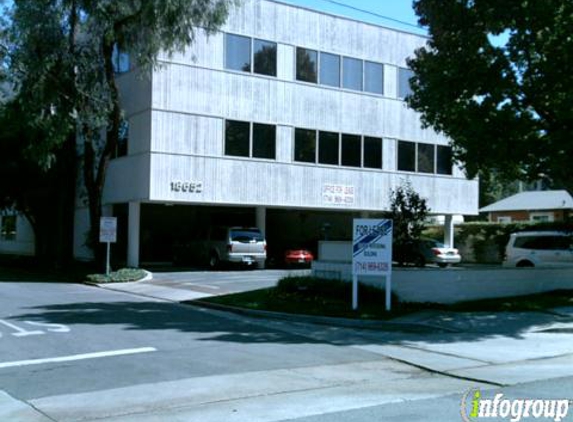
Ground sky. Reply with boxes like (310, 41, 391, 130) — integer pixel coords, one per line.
(278, 0, 426, 35)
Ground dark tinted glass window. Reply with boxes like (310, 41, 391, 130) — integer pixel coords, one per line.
(253, 39, 277, 76)
(296, 48, 318, 83)
(1, 215, 16, 241)
(114, 119, 129, 158)
(364, 137, 382, 169)
(417, 143, 435, 173)
(398, 68, 414, 98)
(437, 145, 453, 175)
(225, 120, 250, 157)
(398, 141, 416, 172)
(318, 131, 339, 165)
(230, 228, 264, 242)
(294, 128, 316, 163)
(225, 34, 251, 72)
(341, 134, 361, 167)
(364, 61, 383, 95)
(342, 57, 363, 91)
(319, 52, 340, 87)
(252, 123, 276, 159)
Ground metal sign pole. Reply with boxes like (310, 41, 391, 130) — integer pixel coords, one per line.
(386, 273, 392, 312)
(352, 274, 358, 310)
(106, 242, 111, 276)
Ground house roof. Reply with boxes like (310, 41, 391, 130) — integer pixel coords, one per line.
(480, 190, 573, 213)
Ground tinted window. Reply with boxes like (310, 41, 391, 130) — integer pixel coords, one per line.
(319, 52, 340, 87)
(398, 141, 416, 172)
(1, 215, 16, 241)
(225, 34, 251, 72)
(318, 131, 339, 165)
(364, 61, 383, 95)
(398, 68, 414, 98)
(296, 48, 318, 83)
(364, 137, 382, 169)
(252, 123, 276, 159)
(342, 57, 363, 91)
(253, 39, 277, 76)
(417, 143, 435, 173)
(115, 119, 129, 158)
(294, 128, 316, 163)
(341, 134, 361, 167)
(437, 145, 453, 175)
(230, 229, 264, 242)
(225, 120, 250, 157)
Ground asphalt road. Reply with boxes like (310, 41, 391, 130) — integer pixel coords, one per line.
(2, 280, 573, 422)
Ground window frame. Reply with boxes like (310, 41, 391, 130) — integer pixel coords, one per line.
(224, 119, 276, 160)
(225, 33, 277, 77)
(296, 47, 318, 83)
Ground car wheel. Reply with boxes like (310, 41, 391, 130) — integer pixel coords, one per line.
(516, 260, 534, 268)
(414, 255, 426, 268)
(209, 253, 220, 270)
(437, 263, 448, 268)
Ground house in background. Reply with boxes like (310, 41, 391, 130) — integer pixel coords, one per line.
(0, 212, 35, 256)
(480, 190, 573, 223)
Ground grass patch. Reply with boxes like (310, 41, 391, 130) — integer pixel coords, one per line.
(86, 268, 147, 284)
(199, 276, 573, 320)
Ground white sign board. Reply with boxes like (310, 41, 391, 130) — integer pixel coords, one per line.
(352, 219, 393, 310)
(99, 217, 117, 243)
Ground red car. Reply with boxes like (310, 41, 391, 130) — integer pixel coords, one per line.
(284, 249, 314, 267)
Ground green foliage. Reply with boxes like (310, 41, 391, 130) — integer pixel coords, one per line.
(86, 268, 147, 283)
(387, 181, 430, 247)
(408, 0, 573, 192)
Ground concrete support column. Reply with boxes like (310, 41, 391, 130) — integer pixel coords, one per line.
(256, 206, 266, 269)
(444, 215, 454, 248)
(127, 202, 141, 268)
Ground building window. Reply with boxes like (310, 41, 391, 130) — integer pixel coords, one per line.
(342, 57, 363, 91)
(341, 134, 361, 167)
(437, 145, 453, 175)
(417, 143, 435, 174)
(252, 123, 276, 159)
(225, 120, 250, 157)
(114, 119, 129, 158)
(364, 61, 384, 95)
(1, 215, 16, 241)
(112, 45, 130, 74)
(294, 128, 316, 163)
(296, 47, 318, 83)
(225, 120, 276, 159)
(398, 141, 416, 172)
(225, 34, 251, 72)
(318, 131, 339, 165)
(319, 52, 340, 87)
(364, 137, 383, 169)
(253, 39, 277, 76)
(398, 67, 414, 99)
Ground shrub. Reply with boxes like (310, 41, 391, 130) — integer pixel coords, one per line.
(87, 268, 146, 284)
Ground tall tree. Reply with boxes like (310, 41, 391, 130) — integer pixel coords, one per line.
(407, 0, 573, 193)
(3, 0, 236, 264)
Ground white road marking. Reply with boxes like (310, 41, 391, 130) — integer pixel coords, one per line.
(0, 319, 44, 337)
(0, 347, 157, 369)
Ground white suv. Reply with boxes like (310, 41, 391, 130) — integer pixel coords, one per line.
(503, 231, 573, 268)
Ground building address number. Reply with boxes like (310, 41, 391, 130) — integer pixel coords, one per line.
(170, 181, 203, 193)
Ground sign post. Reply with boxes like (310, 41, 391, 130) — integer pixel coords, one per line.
(99, 217, 117, 276)
(352, 219, 393, 311)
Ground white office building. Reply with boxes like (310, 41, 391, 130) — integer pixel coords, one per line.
(72, 0, 478, 266)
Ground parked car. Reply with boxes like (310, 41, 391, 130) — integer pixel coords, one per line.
(173, 226, 266, 269)
(393, 238, 461, 268)
(503, 231, 573, 268)
(284, 248, 314, 267)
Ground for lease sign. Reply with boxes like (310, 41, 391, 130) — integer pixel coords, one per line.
(352, 219, 393, 275)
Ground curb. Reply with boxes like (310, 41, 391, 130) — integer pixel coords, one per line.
(84, 270, 153, 287)
(186, 300, 459, 334)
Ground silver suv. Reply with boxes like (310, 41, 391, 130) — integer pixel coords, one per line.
(206, 227, 267, 269)
(503, 231, 573, 268)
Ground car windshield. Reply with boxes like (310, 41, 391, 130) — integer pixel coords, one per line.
(230, 229, 264, 242)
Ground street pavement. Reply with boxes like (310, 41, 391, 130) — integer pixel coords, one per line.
(1, 270, 573, 421)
